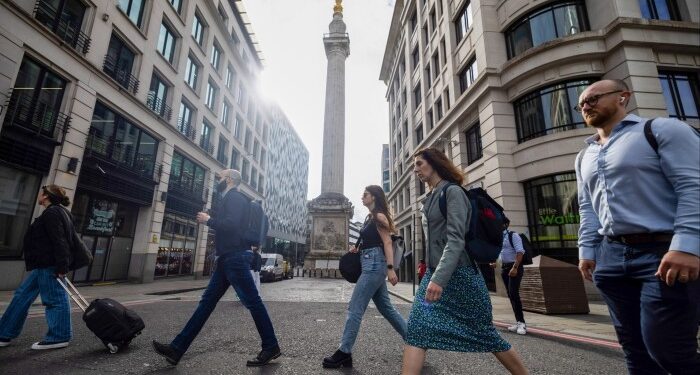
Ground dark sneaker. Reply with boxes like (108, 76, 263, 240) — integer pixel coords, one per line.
(152, 340, 182, 365)
(246, 346, 281, 367)
(31, 340, 69, 350)
(0, 338, 11, 347)
(322, 349, 353, 368)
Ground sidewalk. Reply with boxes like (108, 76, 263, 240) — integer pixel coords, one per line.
(386, 281, 621, 349)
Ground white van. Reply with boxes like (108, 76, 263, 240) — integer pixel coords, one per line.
(260, 254, 284, 282)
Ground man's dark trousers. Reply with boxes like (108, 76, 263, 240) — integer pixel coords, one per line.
(501, 263, 525, 323)
(171, 251, 278, 355)
(594, 240, 700, 375)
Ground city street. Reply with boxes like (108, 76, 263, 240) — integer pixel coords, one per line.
(0, 278, 627, 374)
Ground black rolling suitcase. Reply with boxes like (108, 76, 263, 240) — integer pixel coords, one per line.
(57, 277, 145, 353)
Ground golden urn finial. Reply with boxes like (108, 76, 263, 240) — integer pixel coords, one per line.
(334, 0, 343, 14)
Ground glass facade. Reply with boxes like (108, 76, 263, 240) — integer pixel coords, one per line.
(506, 1, 588, 59)
(523, 173, 580, 264)
(514, 79, 593, 143)
(156, 214, 198, 277)
(659, 71, 699, 120)
(0, 166, 41, 258)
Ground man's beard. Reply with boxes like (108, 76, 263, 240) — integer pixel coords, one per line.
(584, 110, 609, 128)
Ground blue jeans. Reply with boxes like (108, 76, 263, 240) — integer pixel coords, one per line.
(0, 268, 72, 342)
(171, 251, 278, 355)
(339, 246, 407, 353)
(594, 240, 700, 375)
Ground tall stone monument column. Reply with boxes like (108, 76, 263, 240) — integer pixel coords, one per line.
(305, 0, 353, 272)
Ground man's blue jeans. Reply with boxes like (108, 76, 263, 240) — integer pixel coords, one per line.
(339, 246, 407, 353)
(594, 240, 700, 375)
(0, 268, 72, 343)
(171, 251, 278, 354)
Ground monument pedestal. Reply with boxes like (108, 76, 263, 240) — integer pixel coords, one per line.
(305, 192, 354, 271)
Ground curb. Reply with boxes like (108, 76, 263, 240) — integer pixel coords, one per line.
(387, 290, 621, 350)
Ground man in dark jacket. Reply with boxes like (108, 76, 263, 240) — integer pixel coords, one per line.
(152, 169, 280, 367)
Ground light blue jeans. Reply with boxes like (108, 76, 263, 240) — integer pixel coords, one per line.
(339, 246, 406, 353)
(0, 268, 72, 343)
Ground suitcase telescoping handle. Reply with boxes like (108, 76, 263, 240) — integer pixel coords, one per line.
(56, 276, 89, 312)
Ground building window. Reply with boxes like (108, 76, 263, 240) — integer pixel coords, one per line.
(211, 42, 222, 71)
(169, 0, 183, 14)
(244, 127, 252, 152)
(659, 71, 699, 120)
(464, 123, 482, 165)
(185, 55, 199, 89)
(506, 1, 589, 59)
(168, 152, 205, 201)
(0, 166, 42, 258)
(104, 34, 138, 93)
(226, 65, 235, 89)
(415, 124, 424, 145)
(429, 7, 437, 34)
(427, 108, 434, 130)
(234, 115, 242, 140)
(523, 172, 579, 264)
(238, 85, 246, 105)
(260, 149, 266, 169)
(178, 101, 196, 139)
(200, 120, 213, 153)
(639, 0, 681, 20)
(455, 1, 472, 44)
(157, 214, 198, 277)
(221, 101, 231, 129)
(514, 79, 593, 143)
(192, 11, 205, 46)
(205, 80, 217, 110)
(458, 57, 478, 94)
(413, 83, 422, 107)
(87, 101, 159, 176)
(34, 0, 90, 54)
(118, 0, 145, 27)
(217, 136, 229, 165)
(432, 52, 440, 79)
(147, 73, 171, 120)
(231, 147, 240, 169)
(253, 140, 260, 161)
(435, 97, 443, 122)
(241, 158, 250, 182)
(251, 168, 258, 190)
(410, 10, 417, 32)
(425, 66, 432, 87)
(217, 2, 228, 22)
(412, 47, 419, 71)
(157, 22, 176, 63)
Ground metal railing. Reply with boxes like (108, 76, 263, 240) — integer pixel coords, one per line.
(84, 132, 161, 183)
(2, 89, 70, 144)
(34, 0, 91, 54)
(176, 117, 197, 142)
(102, 55, 140, 94)
(199, 139, 215, 155)
(146, 92, 172, 121)
(168, 179, 206, 202)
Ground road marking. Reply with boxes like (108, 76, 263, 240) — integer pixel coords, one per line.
(316, 319, 327, 322)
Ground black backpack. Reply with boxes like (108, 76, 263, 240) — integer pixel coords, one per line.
(438, 184, 506, 264)
(242, 200, 269, 247)
(507, 231, 534, 266)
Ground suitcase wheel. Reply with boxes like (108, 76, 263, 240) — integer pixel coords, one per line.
(107, 342, 119, 354)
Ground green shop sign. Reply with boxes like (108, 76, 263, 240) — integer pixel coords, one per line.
(538, 208, 580, 225)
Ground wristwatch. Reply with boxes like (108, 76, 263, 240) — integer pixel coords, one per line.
(387, 264, 394, 270)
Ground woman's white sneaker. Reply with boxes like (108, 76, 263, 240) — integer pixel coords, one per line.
(31, 341, 69, 350)
(516, 322, 527, 335)
(507, 323, 519, 332)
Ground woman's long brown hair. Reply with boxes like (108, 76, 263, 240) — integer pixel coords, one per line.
(414, 148, 464, 185)
(365, 185, 396, 233)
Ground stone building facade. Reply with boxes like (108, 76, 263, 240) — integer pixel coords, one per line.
(380, 0, 699, 281)
(0, 0, 291, 289)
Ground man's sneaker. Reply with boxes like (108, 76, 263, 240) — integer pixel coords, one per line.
(516, 322, 527, 335)
(507, 323, 519, 333)
(31, 341, 69, 350)
(0, 338, 11, 347)
(246, 345, 281, 367)
(152, 340, 182, 365)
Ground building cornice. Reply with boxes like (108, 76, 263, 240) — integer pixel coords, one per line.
(379, 0, 405, 82)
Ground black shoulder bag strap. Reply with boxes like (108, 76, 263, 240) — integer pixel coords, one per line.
(508, 231, 514, 248)
(644, 118, 659, 154)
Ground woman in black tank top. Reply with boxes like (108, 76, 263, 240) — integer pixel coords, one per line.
(322, 185, 407, 369)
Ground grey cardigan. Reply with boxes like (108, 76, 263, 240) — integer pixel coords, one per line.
(422, 180, 472, 287)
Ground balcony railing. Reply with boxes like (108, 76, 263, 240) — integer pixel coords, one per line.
(84, 132, 162, 184)
(34, 0, 91, 55)
(199, 139, 215, 155)
(146, 92, 172, 121)
(103, 55, 139, 94)
(168, 179, 206, 202)
(2, 89, 70, 144)
(176, 117, 197, 142)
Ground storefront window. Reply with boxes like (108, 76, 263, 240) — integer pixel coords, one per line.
(523, 173, 580, 264)
(0, 166, 41, 258)
(156, 213, 198, 277)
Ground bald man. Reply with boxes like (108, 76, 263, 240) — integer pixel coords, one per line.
(153, 169, 280, 367)
(575, 79, 699, 374)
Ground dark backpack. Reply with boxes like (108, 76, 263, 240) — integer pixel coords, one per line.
(438, 184, 506, 264)
(242, 200, 269, 247)
(507, 231, 534, 266)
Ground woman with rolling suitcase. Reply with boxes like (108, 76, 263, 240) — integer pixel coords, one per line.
(0, 185, 73, 350)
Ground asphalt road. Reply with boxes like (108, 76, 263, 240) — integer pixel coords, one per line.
(0, 278, 627, 374)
